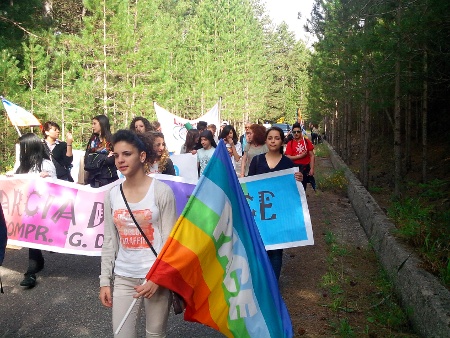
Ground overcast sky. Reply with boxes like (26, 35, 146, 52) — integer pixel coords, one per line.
(263, 0, 315, 44)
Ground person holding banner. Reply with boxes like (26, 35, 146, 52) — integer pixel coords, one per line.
(0, 205, 6, 267)
(129, 116, 153, 134)
(99, 129, 177, 338)
(42, 121, 74, 182)
(84, 115, 119, 187)
(148, 132, 175, 175)
(14, 133, 57, 288)
(248, 126, 303, 282)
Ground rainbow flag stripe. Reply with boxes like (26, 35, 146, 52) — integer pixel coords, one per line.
(147, 141, 293, 337)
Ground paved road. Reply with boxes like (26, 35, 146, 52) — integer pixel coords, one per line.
(0, 248, 224, 338)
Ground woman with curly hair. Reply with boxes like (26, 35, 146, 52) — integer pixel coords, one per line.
(240, 124, 268, 177)
(129, 116, 153, 134)
(148, 132, 176, 175)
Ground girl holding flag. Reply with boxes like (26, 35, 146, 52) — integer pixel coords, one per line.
(99, 129, 177, 338)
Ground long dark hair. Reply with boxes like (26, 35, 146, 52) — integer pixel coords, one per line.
(266, 126, 285, 154)
(184, 129, 200, 152)
(16, 133, 50, 174)
(219, 125, 238, 145)
(93, 115, 112, 142)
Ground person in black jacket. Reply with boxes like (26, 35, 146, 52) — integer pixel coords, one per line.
(84, 115, 119, 187)
(42, 121, 74, 181)
(0, 204, 6, 268)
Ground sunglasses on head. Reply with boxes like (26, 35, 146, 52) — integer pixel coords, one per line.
(292, 130, 302, 134)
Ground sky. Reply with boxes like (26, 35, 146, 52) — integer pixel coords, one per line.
(263, 0, 315, 44)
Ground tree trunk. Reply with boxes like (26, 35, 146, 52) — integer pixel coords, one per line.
(360, 67, 370, 188)
(102, 0, 108, 115)
(422, 47, 428, 183)
(394, 3, 402, 197)
(346, 100, 352, 164)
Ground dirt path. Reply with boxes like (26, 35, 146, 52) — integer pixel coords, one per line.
(280, 155, 418, 337)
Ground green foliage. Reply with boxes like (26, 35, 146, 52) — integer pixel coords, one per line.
(313, 143, 329, 157)
(330, 318, 355, 338)
(388, 180, 450, 287)
(0, 0, 310, 167)
(367, 268, 412, 333)
(317, 169, 348, 192)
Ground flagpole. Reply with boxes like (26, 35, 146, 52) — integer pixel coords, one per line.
(114, 279, 147, 335)
(218, 96, 222, 124)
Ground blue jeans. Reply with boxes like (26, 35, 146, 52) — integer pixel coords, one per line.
(267, 249, 283, 281)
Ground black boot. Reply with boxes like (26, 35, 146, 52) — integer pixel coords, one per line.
(20, 273, 36, 288)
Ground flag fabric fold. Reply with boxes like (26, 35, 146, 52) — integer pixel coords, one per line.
(147, 140, 293, 338)
(1, 97, 41, 127)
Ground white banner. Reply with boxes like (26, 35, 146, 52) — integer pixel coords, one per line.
(154, 102, 220, 154)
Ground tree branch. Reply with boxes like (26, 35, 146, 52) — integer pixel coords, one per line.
(0, 15, 39, 38)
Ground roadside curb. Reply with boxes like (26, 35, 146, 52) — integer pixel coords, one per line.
(326, 142, 450, 338)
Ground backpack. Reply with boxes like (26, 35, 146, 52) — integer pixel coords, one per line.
(84, 152, 107, 172)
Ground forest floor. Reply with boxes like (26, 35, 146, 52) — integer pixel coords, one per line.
(280, 152, 419, 337)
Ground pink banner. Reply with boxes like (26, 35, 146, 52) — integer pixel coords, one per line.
(0, 175, 116, 256)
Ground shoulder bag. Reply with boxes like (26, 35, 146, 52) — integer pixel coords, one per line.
(119, 184, 185, 315)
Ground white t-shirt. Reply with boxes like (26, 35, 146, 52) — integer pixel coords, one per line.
(197, 147, 215, 176)
(109, 180, 162, 278)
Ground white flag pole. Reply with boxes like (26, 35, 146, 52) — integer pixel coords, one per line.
(114, 279, 147, 335)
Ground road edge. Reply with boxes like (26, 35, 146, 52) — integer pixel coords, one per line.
(326, 142, 450, 338)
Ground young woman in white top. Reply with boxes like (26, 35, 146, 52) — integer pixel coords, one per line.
(99, 129, 177, 338)
(218, 125, 242, 171)
(15, 133, 57, 288)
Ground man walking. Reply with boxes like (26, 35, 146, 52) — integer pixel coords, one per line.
(285, 122, 315, 191)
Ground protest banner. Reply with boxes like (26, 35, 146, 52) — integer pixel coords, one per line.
(0, 169, 313, 256)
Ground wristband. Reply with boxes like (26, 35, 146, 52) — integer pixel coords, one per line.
(67, 145, 72, 147)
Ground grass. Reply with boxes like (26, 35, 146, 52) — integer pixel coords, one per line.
(387, 179, 450, 287)
(314, 143, 330, 157)
(317, 169, 348, 193)
(321, 230, 415, 337)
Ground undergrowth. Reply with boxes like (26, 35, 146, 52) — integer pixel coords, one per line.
(388, 179, 450, 287)
(321, 230, 415, 337)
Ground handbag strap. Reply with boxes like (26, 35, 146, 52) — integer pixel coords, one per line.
(119, 184, 158, 258)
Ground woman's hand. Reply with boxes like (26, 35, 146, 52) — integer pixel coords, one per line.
(134, 280, 159, 299)
(99, 286, 112, 307)
(40, 171, 51, 178)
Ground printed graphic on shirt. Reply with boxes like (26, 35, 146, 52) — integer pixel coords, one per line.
(148, 163, 160, 174)
(114, 209, 155, 249)
(295, 139, 308, 155)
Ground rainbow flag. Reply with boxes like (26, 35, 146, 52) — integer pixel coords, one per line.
(1, 97, 41, 127)
(147, 140, 293, 337)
